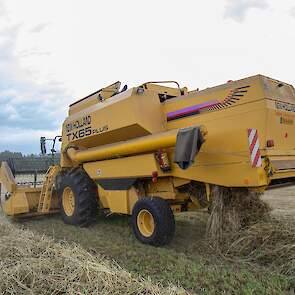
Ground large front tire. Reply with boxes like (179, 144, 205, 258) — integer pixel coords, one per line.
(57, 167, 98, 226)
(131, 197, 175, 246)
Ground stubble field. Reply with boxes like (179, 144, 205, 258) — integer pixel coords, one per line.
(0, 182, 295, 294)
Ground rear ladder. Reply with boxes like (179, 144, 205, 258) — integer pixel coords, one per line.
(37, 166, 60, 213)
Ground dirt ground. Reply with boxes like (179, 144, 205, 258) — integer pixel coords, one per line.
(263, 186, 295, 217)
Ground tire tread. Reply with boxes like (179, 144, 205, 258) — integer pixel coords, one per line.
(57, 167, 98, 226)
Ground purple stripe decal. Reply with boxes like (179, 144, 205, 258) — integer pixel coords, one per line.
(167, 100, 219, 121)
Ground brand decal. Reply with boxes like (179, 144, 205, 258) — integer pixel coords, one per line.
(92, 125, 109, 134)
(280, 116, 294, 125)
(65, 115, 108, 141)
(275, 101, 295, 113)
(66, 115, 91, 133)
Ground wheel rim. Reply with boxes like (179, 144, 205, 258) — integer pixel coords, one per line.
(137, 209, 155, 237)
(62, 187, 75, 217)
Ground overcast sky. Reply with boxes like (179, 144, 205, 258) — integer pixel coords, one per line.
(0, 0, 294, 154)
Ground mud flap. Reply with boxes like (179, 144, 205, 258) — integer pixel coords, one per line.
(173, 126, 205, 169)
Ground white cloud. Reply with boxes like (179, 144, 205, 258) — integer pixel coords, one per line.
(29, 23, 50, 34)
(0, 1, 6, 17)
(0, 126, 60, 154)
(224, 0, 269, 22)
(290, 7, 295, 18)
(0, 1, 72, 154)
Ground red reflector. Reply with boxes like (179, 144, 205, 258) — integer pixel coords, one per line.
(152, 171, 158, 183)
(266, 140, 274, 147)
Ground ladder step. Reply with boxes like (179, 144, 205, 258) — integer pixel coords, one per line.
(38, 166, 59, 213)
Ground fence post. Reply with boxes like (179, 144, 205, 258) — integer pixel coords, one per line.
(34, 170, 37, 188)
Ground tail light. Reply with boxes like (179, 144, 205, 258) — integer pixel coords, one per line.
(152, 171, 158, 183)
(266, 139, 274, 148)
(155, 150, 171, 172)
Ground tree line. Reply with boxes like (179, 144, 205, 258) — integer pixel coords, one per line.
(0, 151, 60, 174)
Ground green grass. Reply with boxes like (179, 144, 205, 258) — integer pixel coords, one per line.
(12, 211, 294, 295)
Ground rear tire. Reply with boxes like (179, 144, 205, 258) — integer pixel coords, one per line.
(131, 197, 175, 246)
(57, 167, 98, 226)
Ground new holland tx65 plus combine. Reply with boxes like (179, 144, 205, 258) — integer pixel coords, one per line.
(1, 75, 295, 245)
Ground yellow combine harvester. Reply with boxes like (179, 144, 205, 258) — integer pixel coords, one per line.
(1, 75, 295, 245)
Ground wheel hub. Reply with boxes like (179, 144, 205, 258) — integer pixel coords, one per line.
(62, 187, 75, 217)
(137, 209, 155, 237)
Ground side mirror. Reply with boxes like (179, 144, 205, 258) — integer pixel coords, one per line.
(40, 137, 47, 155)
